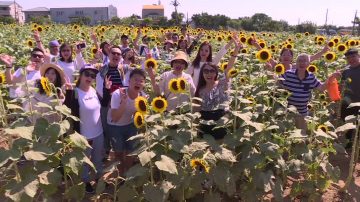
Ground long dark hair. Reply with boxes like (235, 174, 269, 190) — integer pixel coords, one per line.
(194, 63, 219, 97)
(37, 67, 62, 95)
(100, 41, 110, 56)
(59, 43, 73, 63)
(177, 39, 187, 51)
(192, 41, 212, 69)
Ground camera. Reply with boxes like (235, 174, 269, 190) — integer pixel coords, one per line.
(76, 43, 86, 49)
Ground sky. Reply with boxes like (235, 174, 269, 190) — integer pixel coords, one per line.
(16, 0, 359, 26)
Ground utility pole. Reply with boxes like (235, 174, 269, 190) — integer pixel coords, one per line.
(351, 10, 357, 36)
(170, 0, 180, 24)
(324, 9, 328, 34)
(13, 0, 18, 23)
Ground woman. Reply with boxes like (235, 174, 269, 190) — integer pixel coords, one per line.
(122, 48, 137, 87)
(64, 64, 111, 194)
(177, 32, 203, 55)
(25, 63, 66, 123)
(187, 38, 235, 87)
(194, 40, 241, 140)
(148, 51, 196, 111)
(56, 43, 86, 82)
(107, 69, 147, 175)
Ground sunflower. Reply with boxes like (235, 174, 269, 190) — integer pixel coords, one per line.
(240, 35, 247, 43)
(336, 44, 347, 53)
(321, 101, 329, 107)
(327, 40, 335, 48)
(247, 97, 256, 106)
(348, 40, 356, 46)
(177, 78, 187, 93)
(26, 39, 34, 47)
(333, 38, 339, 44)
(240, 48, 248, 54)
(40, 77, 52, 96)
(239, 77, 246, 84)
(217, 36, 222, 42)
(285, 44, 293, 49)
(259, 41, 266, 48)
(306, 65, 318, 73)
(144, 58, 158, 72)
(317, 125, 329, 133)
(72, 24, 79, 30)
(151, 97, 168, 113)
(274, 64, 285, 75)
(37, 26, 43, 32)
(227, 68, 239, 78)
(135, 96, 148, 115)
(319, 93, 326, 100)
(256, 49, 272, 63)
(282, 90, 292, 98)
(91, 47, 98, 54)
(220, 62, 228, 72)
(324, 52, 336, 62)
(169, 78, 179, 93)
(190, 158, 210, 173)
(134, 112, 145, 128)
(307, 104, 313, 111)
(32, 23, 38, 29)
(304, 32, 309, 36)
(246, 37, 254, 46)
(0, 73, 5, 84)
(207, 35, 212, 40)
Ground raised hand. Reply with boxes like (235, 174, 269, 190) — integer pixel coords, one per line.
(90, 32, 97, 41)
(119, 88, 128, 104)
(33, 31, 41, 42)
(64, 76, 73, 90)
(0, 54, 14, 67)
(105, 75, 112, 90)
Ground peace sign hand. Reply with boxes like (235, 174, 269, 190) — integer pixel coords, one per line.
(105, 75, 112, 90)
(64, 76, 73, 90)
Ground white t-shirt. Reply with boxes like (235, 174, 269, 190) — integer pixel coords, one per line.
(158, 71, 195, 111)
(9, 68, 41, 98)
(77, 87, 103, 139)
(56, 53, 85, 82)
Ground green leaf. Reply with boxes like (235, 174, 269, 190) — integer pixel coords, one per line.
(24, 143, 54, 161)
(204, 191, 221, 202)
(125, 164, 148, 180)
(116, 185, 139, 202)
(336, 123, 356, 133)
(64, 182, 85, 201)
(6, 103, 24, 110)
(5, 126, 33, 140)
(138, 150, 156, 166)
(5, 176, 39, 201)
(259, 142, 280, 158)
(69, 132, 91, 150)
(215, 147, 237, 162)
(34, 102, 53, 110)
(155, 155, 178, 174)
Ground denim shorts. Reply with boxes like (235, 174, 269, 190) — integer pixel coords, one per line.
(108, 123, 138, 152)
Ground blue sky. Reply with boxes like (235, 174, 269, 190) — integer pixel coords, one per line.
(17, 0, 359, 26)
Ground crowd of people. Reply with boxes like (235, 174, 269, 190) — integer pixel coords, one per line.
(1, 26, 359, 193)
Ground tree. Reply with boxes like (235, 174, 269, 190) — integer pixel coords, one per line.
(169, 12, 184, 26)
(109, 16, 122, 25)
(0, 16, 16, 24)
(251, 13, 272, 31)
(295, 21, 317, 34)
(29, 16, 51, 25)
(69, 16, 91, 25)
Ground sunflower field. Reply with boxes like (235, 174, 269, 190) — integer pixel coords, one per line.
(0, 23, 360, 201)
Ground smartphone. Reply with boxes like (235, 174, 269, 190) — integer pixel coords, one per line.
(77, 43, 86, 49)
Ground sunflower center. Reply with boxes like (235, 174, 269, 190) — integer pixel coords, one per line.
(338, 46, 345, 51)
(139, 100, 147, 112)
(260, 51, 269, 60)
(308, 66, 315, 72)
(326, 54, 333, 60)
(136, 115, 143, 125)
(275, 66, 283, 73)
(147, 61, 155, 68)
(171, 81, 178, 90)
(179, 80, 186, 90)
(154, 100, 164, 109)
(319, 126, 327, 132)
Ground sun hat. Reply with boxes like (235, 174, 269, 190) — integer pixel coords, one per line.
(40, 63, 66, 85)
(170, 51, 189, 67)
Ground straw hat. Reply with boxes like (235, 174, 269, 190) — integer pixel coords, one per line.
(170, 51, 189, 67)
(40, 63, 66, 85)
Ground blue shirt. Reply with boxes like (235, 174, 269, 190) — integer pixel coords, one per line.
(281, 69, 321, 115)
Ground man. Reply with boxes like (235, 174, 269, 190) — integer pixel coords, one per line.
(0, 48, 45, 98)
(48, 40, 60, 60)
(120, 34, 130, 52)
(333, 48, 360, 147)
(96, 45, 125, 159)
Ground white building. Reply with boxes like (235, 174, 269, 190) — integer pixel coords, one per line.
(23, 7, 50, 23)
(50, 5, 117, 25)
(0, 1, 24, 23)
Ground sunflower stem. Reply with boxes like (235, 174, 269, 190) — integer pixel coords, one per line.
(340, 114, 360, 192)
(0, 89, 8, 127)
(233, 78, 238, 133)
(144, 121, 154, 184)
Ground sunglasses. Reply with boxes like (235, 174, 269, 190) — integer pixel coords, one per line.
(203, 69, 216, 74)
(83, 71, 96, 79)
(111, 52, 121, 56)
(32, 54, 44, 59)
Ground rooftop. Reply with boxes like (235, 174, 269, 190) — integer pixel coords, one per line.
(142, 5, 164, 10)
(23, 7, 49, 12)
(0, 1, 13, 6)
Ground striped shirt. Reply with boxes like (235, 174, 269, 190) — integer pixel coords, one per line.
(106, 65, 124, 94)
(281, 69, 321, 115)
